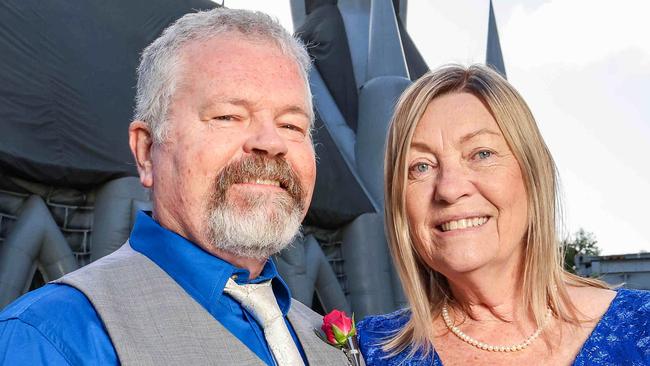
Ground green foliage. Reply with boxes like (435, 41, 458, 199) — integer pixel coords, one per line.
(562, 228, 601, 274)
(331, 324, 347, 345)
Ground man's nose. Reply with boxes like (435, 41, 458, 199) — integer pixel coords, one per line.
(433, 162, 473, 204)
(242, 120, 288, 157)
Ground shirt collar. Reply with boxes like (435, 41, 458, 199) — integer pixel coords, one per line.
(128, 211, 293, 314)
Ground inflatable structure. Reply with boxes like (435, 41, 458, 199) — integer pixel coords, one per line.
(0, 0, 506, 318)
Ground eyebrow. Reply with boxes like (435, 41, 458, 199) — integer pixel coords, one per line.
(460, 128, 501, 143)
(202, 98, 310, 119)
(277, 105, 311, 120)
(409, 128, 501, 152)
(409, 141, 435, 153)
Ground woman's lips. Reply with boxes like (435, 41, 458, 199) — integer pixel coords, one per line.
(437, 216, 490, 232)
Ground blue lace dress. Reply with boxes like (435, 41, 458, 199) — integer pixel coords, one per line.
(358, 289, 650, 365)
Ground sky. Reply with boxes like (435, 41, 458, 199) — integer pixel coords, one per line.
(224, 0, 650, 255)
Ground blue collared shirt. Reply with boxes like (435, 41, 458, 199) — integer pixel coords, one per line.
(0, 211, 306, 365)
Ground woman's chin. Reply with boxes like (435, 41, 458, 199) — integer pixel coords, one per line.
(431, 254, 500, 279)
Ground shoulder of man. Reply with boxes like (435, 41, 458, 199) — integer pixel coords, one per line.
(288, 299, 322, 322)
(0, 283, 116, 365)
(286, 299, 325, 340)
(1, 283, 96, 331)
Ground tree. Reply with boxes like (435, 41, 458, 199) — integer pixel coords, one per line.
(562, 228, 601, 274)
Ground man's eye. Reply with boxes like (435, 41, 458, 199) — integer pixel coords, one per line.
(281, 124, 301, 131)
(214, 115, 235, 121)
(279, 123, 307, 138)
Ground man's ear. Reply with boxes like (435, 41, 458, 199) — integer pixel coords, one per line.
(129, 120, 154, 188)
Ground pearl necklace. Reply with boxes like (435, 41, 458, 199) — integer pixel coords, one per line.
(441, 304, 553, 352)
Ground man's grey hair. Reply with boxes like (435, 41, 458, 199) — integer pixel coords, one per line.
(134, 7, 313, 143)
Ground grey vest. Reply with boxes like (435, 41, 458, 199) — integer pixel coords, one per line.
(55, 243, 348, 366)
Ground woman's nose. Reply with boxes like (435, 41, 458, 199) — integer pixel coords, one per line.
(433, 163, 473, 204)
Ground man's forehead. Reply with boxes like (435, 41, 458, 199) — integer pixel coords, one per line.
(171, 33, 311, 117)
(176, 36, 302, 84)
(179, 32, 284, 62)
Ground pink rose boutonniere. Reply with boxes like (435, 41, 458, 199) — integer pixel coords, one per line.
(316, 310, 364, 366)
(322, 309, 356, 346)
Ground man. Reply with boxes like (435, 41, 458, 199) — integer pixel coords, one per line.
(0, 8, 348, 365)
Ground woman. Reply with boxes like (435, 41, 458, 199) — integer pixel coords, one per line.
(357, 65, 650, 365)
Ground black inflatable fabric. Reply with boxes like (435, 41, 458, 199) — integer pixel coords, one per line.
(0, 0, 216, 188)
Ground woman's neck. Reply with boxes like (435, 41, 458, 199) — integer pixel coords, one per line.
(445, 257, 528, 322)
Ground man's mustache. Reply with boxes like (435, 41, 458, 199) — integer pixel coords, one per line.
(213, 154, 304, 207)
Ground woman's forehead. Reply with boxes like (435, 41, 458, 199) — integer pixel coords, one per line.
(410, 94, 503, 148)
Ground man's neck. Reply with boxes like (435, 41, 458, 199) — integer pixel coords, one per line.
(151, 209, 268, 279)
(206, 247, 268, 279)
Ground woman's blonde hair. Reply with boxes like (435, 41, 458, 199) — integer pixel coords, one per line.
(383, 64, 607, 356)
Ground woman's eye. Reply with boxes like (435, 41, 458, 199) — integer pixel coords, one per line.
(415, 163, 429, 173)
(409, 162, 431, 178)
(475, 150, 493, 160)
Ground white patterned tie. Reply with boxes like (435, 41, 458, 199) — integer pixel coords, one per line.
(223, 278, 305, 366)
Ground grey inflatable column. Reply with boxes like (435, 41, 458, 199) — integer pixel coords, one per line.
(91, 177, 150, 261)
(342, 0, 411, 318)
(0, 195, 78, 308)
(275, 234, 350, 313)
(338, 0, 371, 89)
(275, 236, 311, 305)
(289, 0, 307, 30)
(486, 0, 507, 77)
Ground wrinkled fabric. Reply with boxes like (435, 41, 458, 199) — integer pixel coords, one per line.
(358, 289, 650, 365)
(0, 0, 216, 187)
(357, 309, 438, 366)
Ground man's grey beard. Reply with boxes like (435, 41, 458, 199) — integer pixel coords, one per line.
(206, 155, 306, 260)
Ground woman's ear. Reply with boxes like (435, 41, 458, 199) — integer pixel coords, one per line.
(129, 120, 154, 188)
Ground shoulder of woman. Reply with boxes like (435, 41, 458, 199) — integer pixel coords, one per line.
(594, 288, 650, 360)
(576, 287, 650, 332)
(608, 288, 650, 318)
(566, 286, 617, 320)
(570, 288, 650, 363)
(357, 308, 411, 335)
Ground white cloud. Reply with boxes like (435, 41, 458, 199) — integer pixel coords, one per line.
(500, 0, 650, 254)
(224, 0, 293, 30)
(407, 0, 488, 67)
(503, 0, 650, 67)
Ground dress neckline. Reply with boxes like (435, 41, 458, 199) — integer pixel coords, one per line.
(432, 289, 624, 365)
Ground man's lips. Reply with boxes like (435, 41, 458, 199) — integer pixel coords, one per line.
(241, 179, 281, 187)
(231, 180, 287, 191)
(212, 154, 304, 207)
(231, 178, 290, 189)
